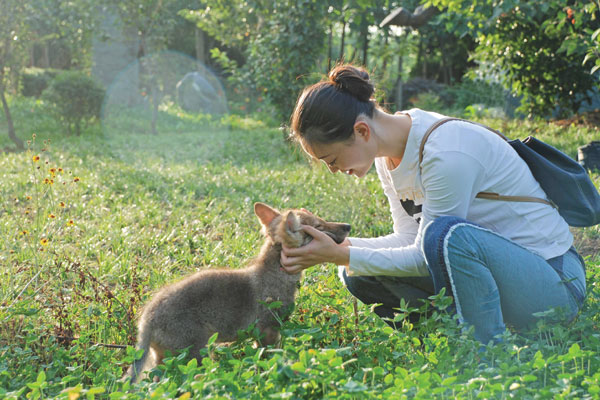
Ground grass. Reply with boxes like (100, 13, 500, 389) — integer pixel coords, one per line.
(1, 96, 600, 399)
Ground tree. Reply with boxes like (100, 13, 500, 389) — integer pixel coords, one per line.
(184, 0, 329, 121)
(107, 0, 184, 134)
(0, 0, 31, 150)
(26, 0, 96, 70)
(429, 0, 600, 118)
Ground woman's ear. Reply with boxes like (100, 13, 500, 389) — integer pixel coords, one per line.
(353, 120, 371, 141)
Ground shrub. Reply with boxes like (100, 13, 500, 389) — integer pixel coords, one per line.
(401, 78, 447, 109)
(20, 68, 59, 97)
(42, 71, 105, 135)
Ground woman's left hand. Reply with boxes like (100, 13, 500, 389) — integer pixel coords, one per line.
(280, 225, 349, 274)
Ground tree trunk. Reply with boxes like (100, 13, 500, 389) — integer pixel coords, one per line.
(195, 27, 206, 66)
(416, 38, 424, 78)
(362, 24, 369, 66)
(327, 23, 332, 71)
(381, 28, 389, 73)
(151, 84, 158, 135)
(0, 83, 24, 150)
(42, 42, 50, 68)
(395, 55, 403, 112)
(30, 44, 35, 67)
(340, 18, 346, 61)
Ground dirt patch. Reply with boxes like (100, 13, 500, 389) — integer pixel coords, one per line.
(571, 227, 600, 261)
(553, 110, 600, 128)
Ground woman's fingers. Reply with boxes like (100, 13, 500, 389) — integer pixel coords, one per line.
(301, 224, 326, 239)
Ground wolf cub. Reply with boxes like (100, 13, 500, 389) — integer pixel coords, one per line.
(125, 202, 350, 382)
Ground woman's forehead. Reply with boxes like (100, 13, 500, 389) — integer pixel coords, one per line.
(302, 140, 335, 160)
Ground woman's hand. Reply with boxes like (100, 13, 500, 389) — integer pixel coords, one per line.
(280, 225, 350, 274)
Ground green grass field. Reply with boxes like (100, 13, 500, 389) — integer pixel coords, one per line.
(1, 97, 600, 399)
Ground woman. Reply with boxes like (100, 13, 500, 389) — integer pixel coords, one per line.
(281, 64, 586, 344)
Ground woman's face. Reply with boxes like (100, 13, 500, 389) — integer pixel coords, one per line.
(306, 123, 377, 178)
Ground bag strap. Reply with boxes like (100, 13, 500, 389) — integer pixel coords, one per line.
(418, 117, 557, 208)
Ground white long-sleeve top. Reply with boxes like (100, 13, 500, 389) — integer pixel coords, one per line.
(347, 108, 573, 277)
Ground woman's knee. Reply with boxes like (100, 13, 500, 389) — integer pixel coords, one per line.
(341, 270, 382, 305)
(422, 216, 477, 294)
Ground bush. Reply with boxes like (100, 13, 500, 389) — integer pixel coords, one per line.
(20, 67, 59, 97)
(42, 71, 105, 135)
(401, 78, 447, 109)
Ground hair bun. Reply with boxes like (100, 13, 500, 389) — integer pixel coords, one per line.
(328, 65, 374, 102)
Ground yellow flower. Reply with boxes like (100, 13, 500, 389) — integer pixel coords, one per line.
(67, 220, 74, 226)
(44, 178, 50, 184)
(32, 155, 40, 162)
(20, 230, 28, 236)
(26, 196, 32, 200)
(40, 238, 49, 246)
(48, 214, 56, 219)
(58, 168, 64, 173)
(59, 202, 66, 208)
(73, 177, 80, 182)
(49, 168, 56, 176)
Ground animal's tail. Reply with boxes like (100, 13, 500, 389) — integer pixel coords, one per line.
(124, 325, 152, 384)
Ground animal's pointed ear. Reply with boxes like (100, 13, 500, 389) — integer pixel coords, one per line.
(285, 211, 300, 233)
(254, 202, 280, 227)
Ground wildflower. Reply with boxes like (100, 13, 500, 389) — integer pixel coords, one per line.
(26, 196, 32, 200)
(59, 202, 65, 208)
(40, 238, 49, 246)
(58, 168, 64, 173)
(49, 168, 56, 176)
(20, 230, 28, 236)
(44, 178, 50, 184)
(32, 155, 40, 162)
(25, 209, 30, 215)
(48, 214, 56, 219)
(73, 177, 80, 182)
(67, 220, 74, 226)
(32, 133, 36, 139)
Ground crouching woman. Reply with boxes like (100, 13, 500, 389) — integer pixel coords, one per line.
(281, 64, 586, 344)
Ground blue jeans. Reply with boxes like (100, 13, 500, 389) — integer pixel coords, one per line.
(343, 216, 586, 344)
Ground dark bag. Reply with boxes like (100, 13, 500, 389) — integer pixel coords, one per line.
(419, 118, 600, 227)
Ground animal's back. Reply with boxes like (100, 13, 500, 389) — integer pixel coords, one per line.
(141, 268, 258, 348)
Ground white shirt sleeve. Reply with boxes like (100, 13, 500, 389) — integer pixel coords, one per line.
(347, 148, 485, 277)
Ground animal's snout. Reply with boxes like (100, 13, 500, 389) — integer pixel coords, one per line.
(341, 224, 351, 233)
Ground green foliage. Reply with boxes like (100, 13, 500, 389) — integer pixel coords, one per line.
(185, 0, 327, 121)
(20, 68, 59, 98)
(1, 97, 600, 398)
(42, 71, 105, 136)
(429, 0, 600, 118)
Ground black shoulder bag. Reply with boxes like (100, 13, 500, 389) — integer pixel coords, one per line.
(419, 118, 600, 227)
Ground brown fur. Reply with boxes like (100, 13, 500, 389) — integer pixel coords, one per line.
(125, 202, 350, 383)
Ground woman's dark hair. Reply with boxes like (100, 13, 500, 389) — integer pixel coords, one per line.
(290, 64, 376, 147)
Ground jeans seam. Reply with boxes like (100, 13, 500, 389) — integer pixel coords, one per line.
(442, 223, 474, 324)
